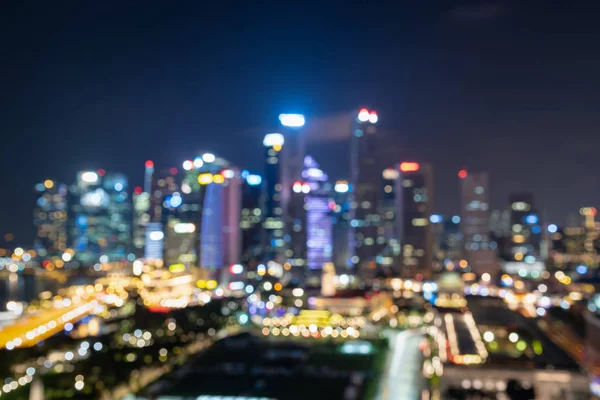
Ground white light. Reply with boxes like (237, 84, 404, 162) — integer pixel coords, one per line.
(222, 169, 235, 179)
(230, 264, 244, 274)
(263, 282, 273, 291)
(263, 133, 285, 147)
(193, 157, 204, 168)
(202, 153, 215, 163)
(382, 168, 399, 180)
(548, 224, 558, 233)
(301, 183, 311, 194)
(368, 112, 378, 123)
(62, 253, 72, 262)
(279, 113, 305, 127)
(149, 231, 164, 241)
(334, 182, 349, 193)
(81, 171, 98, 183)
(292, 288, 304, 297)
(75, 381, 84, 390)
(183, 160, 193, 170)
(357, 109, 370, 122)
(483, 331, 494, 342)
(133, 260, 143, 276)
(173, 223, 196, 233)
(508, 332, 519, 343)
(482, 273, 491, 282)
(229, 281, 244, 291)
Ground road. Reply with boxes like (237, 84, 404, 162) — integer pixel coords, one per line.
(376, 329, 425, 400)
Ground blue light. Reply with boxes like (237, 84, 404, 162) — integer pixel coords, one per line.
(168, 194, 182, 208)
(238, 314, 249, 324)
(547, 224, 558, 233)
(241, 170, 249, 178)
(525, 214, 538, 224)
(577, 265, 588, 274)
(429, 214, 442, 224)
(114, 182, 123, 192)
(452, 215, 461, 224)
(532, 225, 541, 234)
(246, 174, 262, 186)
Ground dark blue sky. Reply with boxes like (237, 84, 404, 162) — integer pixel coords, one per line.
(1, 1, 599, 245)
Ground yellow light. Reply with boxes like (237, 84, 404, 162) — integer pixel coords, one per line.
(196, 280, 206, 289)
(512, 235, 525, 243)
(274, 283, 282, 291)
(44, 179, 54, 189)
(212, 174, 225, 184)
(198, 173, 213, 185)
(273, 144, 282, 152)
(168, 264, 185, 273)
(206, 280, 217, 290)
(514, 252, 524, 261)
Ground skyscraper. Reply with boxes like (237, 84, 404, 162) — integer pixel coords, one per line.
(505, 192, 543, 275)
(69, 170, 132, 265)
(262, 133, 286, 263)
(240, 172, 263, 268)
(350, 108, 380, 279)
(459, 169, 497, 275)
(396, 162, 434, 278)
(34, 179, 68, 258)
(302, 156, 332, 272)
(379, 168, 401, 269)
(332, 180, 352, 271)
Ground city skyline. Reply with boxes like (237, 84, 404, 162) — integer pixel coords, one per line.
(2, 2, 600, 243)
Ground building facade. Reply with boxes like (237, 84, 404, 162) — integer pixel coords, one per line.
(34, 180, 68, 258)
(396, 162, 434, 278)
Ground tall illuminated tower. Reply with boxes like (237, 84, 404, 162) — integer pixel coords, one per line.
(34, 179, 68, 258)
(396, 162, 434, 278)
(350, 108, 380, 279)
(262, 133, 286, 263)
(460, 169, 498, 275)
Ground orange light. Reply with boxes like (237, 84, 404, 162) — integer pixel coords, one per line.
(458, 169, 468, 179)
(274, 283, 282, 291)
(359, 108, 369, 114)
(400, 162, 420, 172)
(459, 260, 468, 268)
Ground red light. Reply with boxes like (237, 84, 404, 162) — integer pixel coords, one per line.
(145, 160, 154, 169)
(328, 201, 336, 210)
(400, 162, 420, 172)
(458, 169, 468, 179)
(170, 167, 177, 175)
(97, 168, 105, 176)
(134, 186, 143, 195)
(592, 208, 598, 216)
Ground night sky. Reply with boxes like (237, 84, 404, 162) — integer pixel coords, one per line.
(1, 1, 599, 246)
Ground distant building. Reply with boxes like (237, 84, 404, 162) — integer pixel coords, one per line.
(459, 170, 498, 275)
(33, 179, 68, 258)
(240, 172, 263, 268)
(332, 180, 352, 271)
(262, 133, 286, 263)
(378, 168, 401, 270)
(396, 162, 434, 278)
(431, 215, 462, 272)
(69, 170, 132, 265)
(350, 108, 381, 279)
(504, 192, 544, 276)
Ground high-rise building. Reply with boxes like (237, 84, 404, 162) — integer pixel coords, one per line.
(350, 108, 380, 278)
(459, 169, 498, 275)
(431, 215, 462, 271)
(378, 168, 401, 269)
(33, 179, 68, 258)
(240, 172, 263, 268)
(166, 154, 241, 281)
(69, 170, 132, 265)
(332, 180, 352, 271)
(505, 192, 543, 275)
(262, 133, 286, 263)
(396, 162, 434, 278)
(302, 156, 332, 272)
